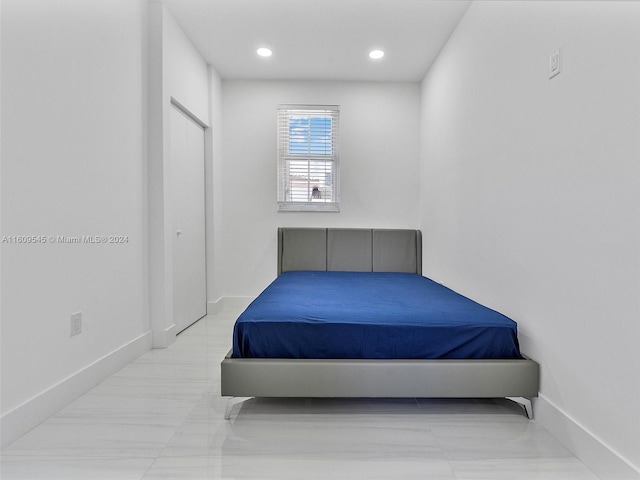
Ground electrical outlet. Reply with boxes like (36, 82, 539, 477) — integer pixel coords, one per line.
(70, 312, 82, 336)
(549, 49, 561, 79)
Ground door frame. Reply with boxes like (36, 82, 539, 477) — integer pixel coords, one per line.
(148, 95, 210, 348)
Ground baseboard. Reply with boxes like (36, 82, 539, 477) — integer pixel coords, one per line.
(207, 298, 225, 315)
(208, 296, 254, 313)
(152, 322, 176, 349)
(0, 331, 152, 449)
(535, 394, 640, 480)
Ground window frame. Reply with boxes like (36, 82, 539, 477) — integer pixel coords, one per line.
(277, 104, 340, 212)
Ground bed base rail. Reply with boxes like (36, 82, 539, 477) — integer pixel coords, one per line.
(221, 352, 539, 419)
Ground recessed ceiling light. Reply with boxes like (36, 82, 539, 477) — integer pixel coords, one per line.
(256, 47, 273, 57)
(369, 49, 385, 60)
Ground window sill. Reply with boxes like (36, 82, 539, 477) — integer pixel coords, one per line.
(278, 202, 340, 213)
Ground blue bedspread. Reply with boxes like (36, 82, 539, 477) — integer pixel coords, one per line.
(232, 271, 521, 359)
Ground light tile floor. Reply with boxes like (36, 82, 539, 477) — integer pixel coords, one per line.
(1, 307, 600, 479)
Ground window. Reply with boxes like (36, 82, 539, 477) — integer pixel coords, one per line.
(277, 105, 340, 212)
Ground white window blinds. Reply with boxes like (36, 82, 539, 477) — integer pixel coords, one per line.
(277, 105, 340, 212)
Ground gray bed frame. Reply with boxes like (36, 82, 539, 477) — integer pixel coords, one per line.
(221, 228, 539, 419)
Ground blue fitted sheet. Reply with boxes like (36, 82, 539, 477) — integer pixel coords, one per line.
(232, 271, 521, 360)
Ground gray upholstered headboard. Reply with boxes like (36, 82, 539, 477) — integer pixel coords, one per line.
(277, 228, 422, 275)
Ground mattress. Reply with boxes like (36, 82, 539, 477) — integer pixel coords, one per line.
(232, 271, 522, 360)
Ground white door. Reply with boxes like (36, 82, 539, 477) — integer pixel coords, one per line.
(170, 105, 207, 333)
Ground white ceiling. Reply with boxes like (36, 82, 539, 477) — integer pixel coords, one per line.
(160, 0, 472, 82)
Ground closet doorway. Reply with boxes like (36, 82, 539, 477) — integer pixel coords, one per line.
(170, 103, 207, 333)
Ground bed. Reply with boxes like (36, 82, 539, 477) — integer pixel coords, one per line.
(221, 228, 539, 419)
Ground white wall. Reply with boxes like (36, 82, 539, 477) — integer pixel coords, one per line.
(147, 4, 211, 346)
(215, 80, 421, 299)
(207, 67, 223, 307)
(1, 0, 149, 445)
(163, 9, 209, 124)
(0, 0, 4, 436)
(420, 1, 640, 477)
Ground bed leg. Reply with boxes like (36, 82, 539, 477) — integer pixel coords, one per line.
(506, 396, 533, 419)
(224, 397, 252, 420)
